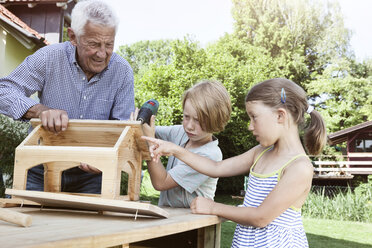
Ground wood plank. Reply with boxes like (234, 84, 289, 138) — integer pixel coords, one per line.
(215, 223, 221, 248)
(44, 5, 62, 43)
(31, 129, 121, 147)
(18, 124, 43, 147)
(30, 118, 142, 128)
(29, 5, 47, 35)
(0, 207, 221, 248)
(348, 152, 372, 158)
(314, 168, 372, 172)
(313, 175, 354, 180)
(29, 119, 151, 160)
(198, 225, 218, 248)
(313, 161, 372, 166)
(0, 198, 40, 208)
(6, 189, 169, 218)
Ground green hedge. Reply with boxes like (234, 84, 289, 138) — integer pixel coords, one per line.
(0, 115, 29, 196)
(117, 37, 284, 194)
(303, 177, 372, 223)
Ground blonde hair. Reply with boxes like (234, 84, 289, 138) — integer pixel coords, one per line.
(245, 78, 327, 155)
(182, 80, 231, 133)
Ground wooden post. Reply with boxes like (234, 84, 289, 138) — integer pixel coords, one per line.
(197, 224, 221, 248)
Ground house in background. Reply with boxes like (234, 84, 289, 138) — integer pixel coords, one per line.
(0, 0, 75, 76)
(328, 120, 372, 163)
(313, 120, 372, 182)
(0, 0, 76, 195)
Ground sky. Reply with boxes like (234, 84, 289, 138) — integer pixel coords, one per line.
(105, 0, 372, 61)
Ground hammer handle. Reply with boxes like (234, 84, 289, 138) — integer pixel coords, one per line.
(0, 208, 32, 227)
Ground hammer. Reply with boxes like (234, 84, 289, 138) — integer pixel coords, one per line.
(0, 208, 32, 227)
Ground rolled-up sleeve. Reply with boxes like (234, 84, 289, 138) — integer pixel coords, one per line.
(0, 50, 45, 119)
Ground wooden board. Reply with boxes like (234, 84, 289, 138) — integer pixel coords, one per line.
(0, 198, 40, 208)
(313, 161, 372, 166)
(29, 118, 151, 160)
(6, 189, 169, 218)
(0, 207, 221, 248)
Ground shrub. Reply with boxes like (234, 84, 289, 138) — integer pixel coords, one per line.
(118, 36, 283, 193)
(303, 184, 372, 223)
(0, 115, 29, 197)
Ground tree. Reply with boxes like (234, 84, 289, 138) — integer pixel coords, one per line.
(119, 36, 283, 192)
(231, 0, 372, 152)
(306, 60, 372, 133)
(0, 115, 29, 196)
(120, 37, 209, 126)
(231, 0, 352, 85)
(117, 40, 173, 75)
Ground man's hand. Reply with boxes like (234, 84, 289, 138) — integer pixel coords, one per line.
(39, 109, 69, 134)
(79, 163, 102, 174)
(25, 104, 69, 134)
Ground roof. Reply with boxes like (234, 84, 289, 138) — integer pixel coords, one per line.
(0, 4, 49, 46)
(0, 0, 68, 4)
(328, 120, 372, 145)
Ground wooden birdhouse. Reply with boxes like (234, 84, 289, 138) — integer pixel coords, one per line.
(12, 119, 150, 201)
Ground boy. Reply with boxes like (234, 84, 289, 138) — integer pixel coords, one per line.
(143, 80, 231, 207)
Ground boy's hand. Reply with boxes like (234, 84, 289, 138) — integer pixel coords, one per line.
(129, 107, 139, 121)
(142, 115, 155, 138)
(141, 136, 175, 162)
(190, 196, 215, 215)
(130, 108, 155, 138)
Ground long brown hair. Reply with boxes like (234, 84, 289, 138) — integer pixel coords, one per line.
(245, 78, 327, 155)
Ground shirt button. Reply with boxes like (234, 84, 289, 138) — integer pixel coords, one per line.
(80, 115, 83, 119)
(82, 77, 85, 80)
(83, 96, 87, 100)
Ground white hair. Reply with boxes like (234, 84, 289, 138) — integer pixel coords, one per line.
(71, 0, 118, 37)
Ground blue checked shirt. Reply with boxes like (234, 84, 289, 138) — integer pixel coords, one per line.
(0, 41, 134, 120)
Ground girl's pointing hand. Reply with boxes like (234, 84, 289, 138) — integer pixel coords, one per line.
(141, 136, 176, 162)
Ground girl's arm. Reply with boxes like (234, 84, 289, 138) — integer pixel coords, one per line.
(191, 157, 313, 228)
(255, 157, 313, 224)
(139, 116, 179, 190)
(142, 136, 261, 178)
(191, 197, 265, 227)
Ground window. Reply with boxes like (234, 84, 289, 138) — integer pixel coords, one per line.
(366, 140, 372, 152)
(355, 139, 372, 152)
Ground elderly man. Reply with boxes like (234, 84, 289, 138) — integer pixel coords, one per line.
(0, 0, 134, 193)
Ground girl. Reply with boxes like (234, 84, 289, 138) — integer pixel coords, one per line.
(143, 78, 327, 247)
(139, 80, 231, 208)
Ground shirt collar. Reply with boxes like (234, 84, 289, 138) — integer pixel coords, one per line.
(67, 41, 78, 65)
(180, 135, 219, 149)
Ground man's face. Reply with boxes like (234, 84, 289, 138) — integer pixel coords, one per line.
(68, 22, 115, 80)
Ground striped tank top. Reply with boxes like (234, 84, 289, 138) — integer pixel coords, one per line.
(231, 147, 309, 248)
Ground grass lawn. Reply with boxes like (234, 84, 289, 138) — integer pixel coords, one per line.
(139, 175, 372, 248)
(220, 219, 372, 248)
(304, 218, 372, 248)
(215, 195, 372, 248)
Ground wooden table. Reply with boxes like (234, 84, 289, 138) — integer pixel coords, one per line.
(0, 207, 222, 248)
